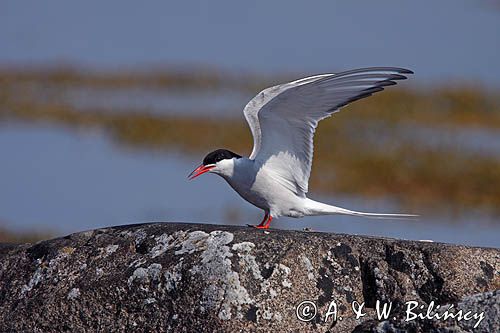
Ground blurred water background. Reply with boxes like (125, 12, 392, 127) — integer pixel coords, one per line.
(1, 1, 499, 247)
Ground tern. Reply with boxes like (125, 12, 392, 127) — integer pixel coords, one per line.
(188, 67, 417, 229)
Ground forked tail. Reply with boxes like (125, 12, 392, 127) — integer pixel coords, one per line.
(304, 198, 418, 220)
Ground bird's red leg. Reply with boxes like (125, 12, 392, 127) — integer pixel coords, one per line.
(255, 213, 272, 229)
(263, 215, 273, 229)
(254, 212, 268, 228)
(266, 215, 273, 229)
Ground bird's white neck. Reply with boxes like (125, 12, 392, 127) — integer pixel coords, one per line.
(211, 157, 254, 180)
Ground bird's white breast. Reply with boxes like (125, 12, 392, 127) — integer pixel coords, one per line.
(220, 158, 306, 217)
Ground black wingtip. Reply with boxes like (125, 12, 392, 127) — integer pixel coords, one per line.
(334, 67, 414, 77)
(385, 67, 414, 75)
(377, 80, 397, 87)
(399, 68, 414, 74)
(388, 74, 408, 80)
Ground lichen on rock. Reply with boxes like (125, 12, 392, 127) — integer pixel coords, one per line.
(0, 222, 498, 332)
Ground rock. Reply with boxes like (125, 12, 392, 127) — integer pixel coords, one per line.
(0, 222, 498, 332)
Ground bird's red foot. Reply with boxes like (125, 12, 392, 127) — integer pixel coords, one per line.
(248, 213, 272, 229)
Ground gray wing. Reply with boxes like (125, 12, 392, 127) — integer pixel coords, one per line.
(243, 67, 413, 196)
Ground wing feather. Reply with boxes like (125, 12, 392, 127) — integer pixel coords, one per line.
(243, 67, 413, 196)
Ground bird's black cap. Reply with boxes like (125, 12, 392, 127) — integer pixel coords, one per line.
(203, 149, 241, 165)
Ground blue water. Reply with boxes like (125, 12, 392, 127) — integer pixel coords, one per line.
(0, 124, 498, 248)
(64, 86, 253, 117)
(1, 1, 500, 86)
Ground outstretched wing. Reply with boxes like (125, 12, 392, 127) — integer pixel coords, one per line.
(243, 67, 413, 196)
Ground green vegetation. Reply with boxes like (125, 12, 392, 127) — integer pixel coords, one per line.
(1, 67, 500, 216)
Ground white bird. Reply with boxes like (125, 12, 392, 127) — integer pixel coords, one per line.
(188, 67, 417, 229)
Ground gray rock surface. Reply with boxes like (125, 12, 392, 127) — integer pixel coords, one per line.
(0, 222, 498, 332)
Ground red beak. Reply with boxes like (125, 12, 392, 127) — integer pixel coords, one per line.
(188, 164, 215, 180)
